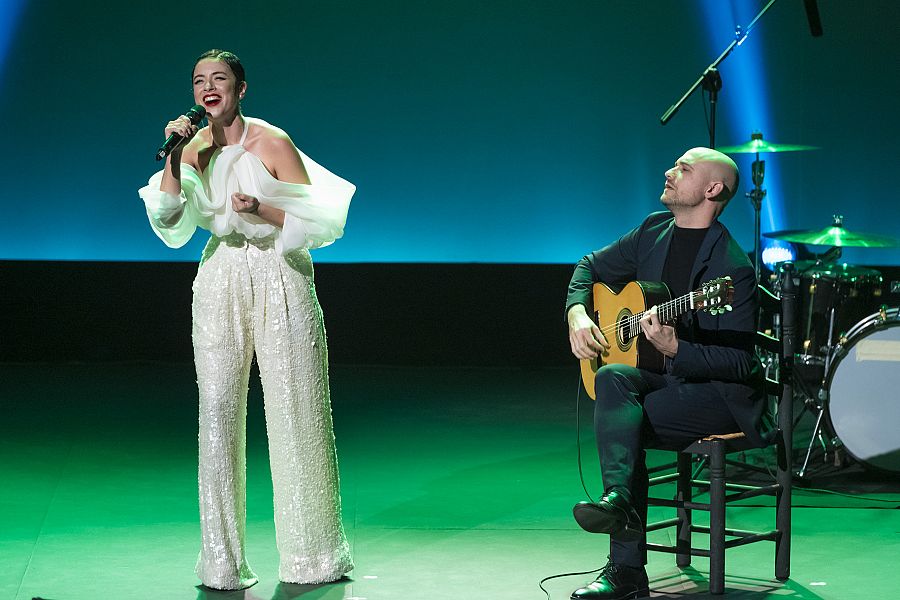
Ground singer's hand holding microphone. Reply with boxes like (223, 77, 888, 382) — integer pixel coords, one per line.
(156, 104, 206, 161)
(164, 116, 198, 149)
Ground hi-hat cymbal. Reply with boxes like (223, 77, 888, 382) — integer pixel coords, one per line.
(718, 132, 818, 154)
(764, 216, 900, 248)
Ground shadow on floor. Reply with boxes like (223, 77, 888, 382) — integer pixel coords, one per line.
(195, 579, 351, 600)
(650, 566, 826, 598)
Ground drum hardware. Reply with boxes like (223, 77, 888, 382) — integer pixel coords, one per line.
(720, 132, 819, 283)
(757, 304, 827, 471)
(795, 306, 900, 476)
(772, 257, 894, 476)
(758, 309, 845, 477)
(761, 213, 899, 475)
(747, 151, 766, 283)
(797, 388, 839, 477)
(780, 254, 884, 364)
(796, 302, 861, 478)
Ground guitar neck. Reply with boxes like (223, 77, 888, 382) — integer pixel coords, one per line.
(619, 291, 698, 342)
(647, 290, 698, 323)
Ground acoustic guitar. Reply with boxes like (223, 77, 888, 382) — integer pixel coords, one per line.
(579, 277, 734, 400)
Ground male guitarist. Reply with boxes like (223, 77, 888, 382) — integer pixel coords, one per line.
(565, 147, 764, 600)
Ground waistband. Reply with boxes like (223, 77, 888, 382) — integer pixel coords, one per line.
(218, 232, 277, 251)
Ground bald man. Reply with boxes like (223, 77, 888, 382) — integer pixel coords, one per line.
(564, 148, 761, 599)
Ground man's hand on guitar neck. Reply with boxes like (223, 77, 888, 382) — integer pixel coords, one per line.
(567, 304, 610, 360)
(640, 305, 679, 358)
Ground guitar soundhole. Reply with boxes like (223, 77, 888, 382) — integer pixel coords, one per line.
(615, 309, 636, 352)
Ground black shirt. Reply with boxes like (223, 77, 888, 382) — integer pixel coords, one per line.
(662, 225, 709, 299)
(662, 225, 709, 339)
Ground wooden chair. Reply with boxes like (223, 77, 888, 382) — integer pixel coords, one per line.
(644, 264, 798, 594)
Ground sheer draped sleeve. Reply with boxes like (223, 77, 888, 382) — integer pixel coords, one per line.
(138, 165, 206, 248)
(245, 150, 354, 254)
(137, 126, 354, 256)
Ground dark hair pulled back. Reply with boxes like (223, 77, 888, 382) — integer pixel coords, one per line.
(193, 49, 245, 86)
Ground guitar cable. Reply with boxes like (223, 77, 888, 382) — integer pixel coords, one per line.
(574, 371, 598, 504)
(536, 373, 601, 599)
(540, 372, 705, 598)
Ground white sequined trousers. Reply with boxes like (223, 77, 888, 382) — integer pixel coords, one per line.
(192, 234, 352, 590)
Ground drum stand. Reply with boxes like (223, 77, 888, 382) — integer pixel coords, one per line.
(796, 302, 844, 478)
(748, 151, 766, 284)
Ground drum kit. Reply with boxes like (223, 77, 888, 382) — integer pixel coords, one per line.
(720, 134, 900, 478)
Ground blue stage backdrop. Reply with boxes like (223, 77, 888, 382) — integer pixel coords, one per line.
(1, 1, 898, 265)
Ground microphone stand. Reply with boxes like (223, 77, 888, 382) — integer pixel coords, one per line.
(659, 0, 780, 149)
(702, 68, 722, 148)
(659, 0, 780, 285)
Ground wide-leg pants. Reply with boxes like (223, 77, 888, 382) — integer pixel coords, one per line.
(191, 234, 353, 589)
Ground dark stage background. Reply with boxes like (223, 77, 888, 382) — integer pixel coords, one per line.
(2, 261, 575, 366)
(4, 260, 900, 366)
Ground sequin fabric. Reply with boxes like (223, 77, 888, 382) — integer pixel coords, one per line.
(192, 233, 352, 589)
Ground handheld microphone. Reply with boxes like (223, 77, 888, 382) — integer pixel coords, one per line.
(155, 105, 206, 161)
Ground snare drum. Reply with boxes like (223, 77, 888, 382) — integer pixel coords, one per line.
(825, 308, 900, 473)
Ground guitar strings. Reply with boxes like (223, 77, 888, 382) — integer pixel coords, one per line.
(595, 291, 700, 340)
(593, 276, 731, 341)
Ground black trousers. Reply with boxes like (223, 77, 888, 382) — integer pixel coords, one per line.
(593, 363, 740, 567)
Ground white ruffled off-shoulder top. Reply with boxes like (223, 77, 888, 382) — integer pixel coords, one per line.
(138, 117, 354, 255)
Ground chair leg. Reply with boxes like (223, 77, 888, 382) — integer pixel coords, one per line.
(708, 441, 726, 595)
(676, 452, 692, 567)
(775, 429, 792, 581)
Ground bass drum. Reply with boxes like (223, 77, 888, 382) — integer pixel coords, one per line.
(826, 308, 900, 472)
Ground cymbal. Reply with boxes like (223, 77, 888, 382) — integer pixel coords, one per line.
(718, 133, 818, 154)
(764, 218, 900, 248)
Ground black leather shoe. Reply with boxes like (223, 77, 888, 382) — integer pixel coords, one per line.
(572, 490, 642, 541)
(571, 559, 649, 600)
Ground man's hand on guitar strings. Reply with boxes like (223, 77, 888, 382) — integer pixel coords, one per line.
(567, 304, 610, 360)
(640, 305, 679, 358)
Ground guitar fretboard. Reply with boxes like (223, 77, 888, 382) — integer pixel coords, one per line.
(620, 291, 698, 341)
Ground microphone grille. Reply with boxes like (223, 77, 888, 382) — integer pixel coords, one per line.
(186, 104, 207, 123)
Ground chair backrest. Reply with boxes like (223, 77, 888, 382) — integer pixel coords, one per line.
(756, 263, 799, 445)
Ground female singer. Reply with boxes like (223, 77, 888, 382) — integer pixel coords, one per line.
(138, 49, 354, 590)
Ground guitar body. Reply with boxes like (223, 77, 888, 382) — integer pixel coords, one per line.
(579, 280, 671, 400)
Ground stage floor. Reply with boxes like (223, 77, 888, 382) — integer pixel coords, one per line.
(2, 363, 899, 600)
